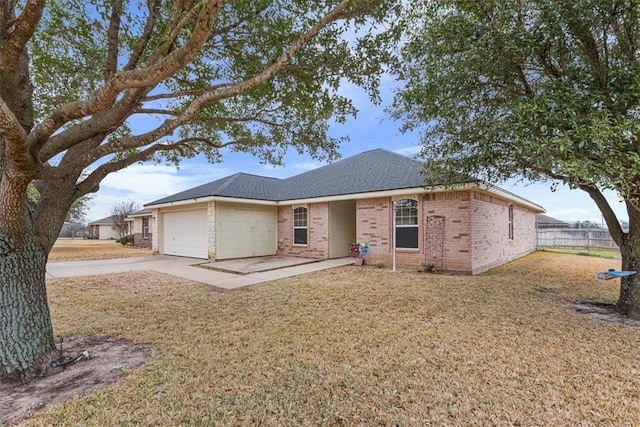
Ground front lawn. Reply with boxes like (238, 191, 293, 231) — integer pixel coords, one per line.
(24, 252, 640, 425)
(49, 239, 152, 262)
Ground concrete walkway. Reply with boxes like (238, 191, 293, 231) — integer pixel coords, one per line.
(46, 255, 354, 290)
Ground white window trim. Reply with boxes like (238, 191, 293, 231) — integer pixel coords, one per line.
(292, 205, 308, 246)
(394, 198, 419, 250)
(142, 217, 149, 239)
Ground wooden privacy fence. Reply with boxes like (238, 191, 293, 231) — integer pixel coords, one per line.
(536, 228, 619, 250)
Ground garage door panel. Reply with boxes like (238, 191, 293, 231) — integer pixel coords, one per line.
(217, 203, 276, 259)
(163, 209, 208, 259)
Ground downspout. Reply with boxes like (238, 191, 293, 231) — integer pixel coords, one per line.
(392, 201, 397, 272)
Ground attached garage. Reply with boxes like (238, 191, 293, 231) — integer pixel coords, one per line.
(162, 208, 208, 259)
(216, 202, 277, 260)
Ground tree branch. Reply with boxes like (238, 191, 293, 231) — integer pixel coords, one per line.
(3, 0, 45, 67)
(168, 0, 355, 126)
(123, 0, 161, 71)
(578, 183, 625, 245)
(27, 0, 221, 154)
(74, 138, 231, 197)
(50, 0, 356, 172)
(0, 96, 29, 169)
(36, 87, 149, 162)
(105, 0, 123, 81)
(142, 85, 231, 102)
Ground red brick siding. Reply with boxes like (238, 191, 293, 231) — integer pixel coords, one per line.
(274, 190, 537, 275)
(133, 232, 152, 248)
(277, 203, 329, 258)
(131, 216, 153, 248)
(355, 197, 391, 265)
(470, 192, 537, 274)
(423, 191, 474, 273)
(354, 193, 474, 273)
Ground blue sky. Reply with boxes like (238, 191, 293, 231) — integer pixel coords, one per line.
(89, 77, 629, 226)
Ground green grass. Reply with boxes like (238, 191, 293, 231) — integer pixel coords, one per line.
(27, 251, 640, 426)
(539, 247, 620, 259)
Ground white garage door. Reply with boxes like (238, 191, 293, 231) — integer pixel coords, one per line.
(162, 209, 208, 259)
(216, 203, 277, 260)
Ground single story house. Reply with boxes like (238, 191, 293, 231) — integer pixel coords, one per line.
(125, 208, 154, 248)
(535, 213, 570, 229)
(145, 149, 545, 274)
(88, 215, 121, 240)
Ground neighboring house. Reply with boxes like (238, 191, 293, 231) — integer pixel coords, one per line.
(59, 221, 86, 238)
(145, 149, 545, 274)
(535, 213, 570, 229)
(125, 208, 154, 248)
(88, 215, 120, 240)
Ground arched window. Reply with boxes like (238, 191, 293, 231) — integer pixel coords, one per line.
(293, 207, 308, 245)
(394, 199, 418, 249)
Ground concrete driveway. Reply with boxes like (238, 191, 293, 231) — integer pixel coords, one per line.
(46, 255, 353, 290)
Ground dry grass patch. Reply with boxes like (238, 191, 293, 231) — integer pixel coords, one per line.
(49, 239, 151, 262)
(16, 251, 640, 425)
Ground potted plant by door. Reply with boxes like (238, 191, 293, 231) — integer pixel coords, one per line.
(349, 242, 363, 265)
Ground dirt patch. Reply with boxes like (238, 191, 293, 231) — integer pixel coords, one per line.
(572, 302, 640, 327)
(0, 336, 149, 426)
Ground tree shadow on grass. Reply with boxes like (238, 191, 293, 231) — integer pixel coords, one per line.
(572, 302, 640, 327)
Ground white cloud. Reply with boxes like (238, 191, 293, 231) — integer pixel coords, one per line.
(87, 162, 232, 220)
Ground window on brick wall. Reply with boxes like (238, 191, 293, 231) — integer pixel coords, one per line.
(394, 198, 418, 249)
(293, 206, 308, 245)
(508, 205, 514, 240)
(143, 217, 149, 239)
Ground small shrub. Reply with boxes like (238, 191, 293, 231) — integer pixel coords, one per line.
(117, 235, 134, 246)
(421, 263, 436, 273)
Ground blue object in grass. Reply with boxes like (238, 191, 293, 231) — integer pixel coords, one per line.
(595, 269, 637, 283)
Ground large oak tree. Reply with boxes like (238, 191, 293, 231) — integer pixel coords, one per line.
(392, 0, 640, 317)
(0, 0, 397, 381)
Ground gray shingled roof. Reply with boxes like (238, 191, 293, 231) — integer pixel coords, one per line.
(278, 149, 433, 200)
(147, 172, 282, 206)
(89, 215, 116, 225)
(145, 149, 472, 206)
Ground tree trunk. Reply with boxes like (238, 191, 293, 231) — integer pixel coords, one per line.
(618, 227, 640, 318)
(0, 230, 55, 382)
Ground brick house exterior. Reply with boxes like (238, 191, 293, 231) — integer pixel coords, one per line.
(147, 149, 544, 274)
(274, 189, 538, 274)
(88, 215, 120, 240)
(126, 209, 153, 248)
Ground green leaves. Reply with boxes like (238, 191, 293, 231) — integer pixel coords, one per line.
(392, 0, 640, 203)
(27, 0, 399, 171)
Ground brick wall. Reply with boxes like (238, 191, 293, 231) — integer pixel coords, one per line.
(355, 197, 391, 265)
(423, 191, 473, 273)
(272, 189, 537, 274)
(277, 203, 329, 258)
(131, 216, 152, 248)
(133, 232, 152, 248)
(470, 192, 537, 274)
(353, 193, 474, 272)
